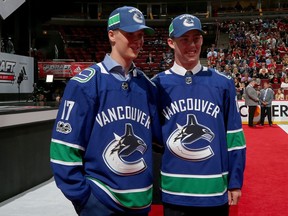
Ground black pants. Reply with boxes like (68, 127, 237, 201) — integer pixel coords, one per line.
(248, 105, 257, 126)
(260, 106, 272, 125)
(163, 202, 229, 216)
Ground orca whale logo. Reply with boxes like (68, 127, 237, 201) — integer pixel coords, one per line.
(167, 114, 215, 161)
(183, 15, 195, 27)
(133, 12, 144, 24)
(103, 123, 147, 175)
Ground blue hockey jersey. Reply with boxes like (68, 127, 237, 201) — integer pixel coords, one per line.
(50, 61, 161, 213)
(152, 66, 246, 207)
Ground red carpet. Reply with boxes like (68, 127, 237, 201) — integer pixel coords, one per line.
(150, 124, 288, 216)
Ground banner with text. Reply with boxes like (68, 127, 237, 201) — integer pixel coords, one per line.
(38, 62, 94, 79)
(0, 52, 34, 93)
(238, 100, 288, 124)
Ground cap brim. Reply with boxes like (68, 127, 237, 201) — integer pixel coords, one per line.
(172, 28, 204, 38)
(120, 25, 155, 35)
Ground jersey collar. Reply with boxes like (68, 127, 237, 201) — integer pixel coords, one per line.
(170, 61, 202, 76)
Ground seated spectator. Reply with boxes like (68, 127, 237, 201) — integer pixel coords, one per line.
(232, 67, 241, 79)
(259, 63, 269, 79)
(159, 52, 172, 71)
(282, 54, 288, 65)
(280, 77, 288, 90)
(242, 61, 252, 74)
(241, 72, 252, 86)
(223, 64, 232, 76)
(249, 57, 259, 70)
(239, 82, 246, 98)
(255, 46, 266, 59)
(268, 69, 281, 84)
(277, 42, 288, 55)
(146, 52, 155, 64)
(217, 48, 225, 58)
(207, 47, 218, 58)
(234, 78, 243, 100)
(257, 54, 266, 64)
(166, 48, 174, 59)
(274, 54, 282, 64)
(275, 88, 285, 100)
(267, 58, 277, 71)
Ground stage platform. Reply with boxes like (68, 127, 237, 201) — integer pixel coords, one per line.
(0, 178, 77, 216)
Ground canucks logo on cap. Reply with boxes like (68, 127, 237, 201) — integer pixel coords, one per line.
(169, 13, 203, 38)
(182, 15, 195, 27)
(129, 8, 144, 24)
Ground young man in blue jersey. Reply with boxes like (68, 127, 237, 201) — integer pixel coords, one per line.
(152, 14, 246, 215)
(50, 6, 162, 216)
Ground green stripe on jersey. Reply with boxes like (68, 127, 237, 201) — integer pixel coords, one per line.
(50, 140, 83, 163)
(161, 172, 228, 196)
(226, 129, 246, 150)
(89, 177, 152, 209)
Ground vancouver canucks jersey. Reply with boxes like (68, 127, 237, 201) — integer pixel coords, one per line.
(50, 62, 161, 213)
(152, 66, 246, 207)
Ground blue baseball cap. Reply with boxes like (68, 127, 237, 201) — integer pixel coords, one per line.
(169, 14, 204, 38)
(107, 6, 154, 35)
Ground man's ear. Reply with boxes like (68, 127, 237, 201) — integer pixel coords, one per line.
(108, 30, 116, 43)
(167, 38, 175, 49)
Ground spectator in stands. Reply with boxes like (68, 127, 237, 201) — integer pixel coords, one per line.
(280, 77, 288, 89)
(232, 66, 241, 79)
(255, 46, 266, 60)
(241, 72, 252, 86)
(249, 57, 259, 71)
(265, 54, 272, 65)
(258, 63, 269, 79)
(245, 79, 260, 127)
(267, 58, 277, 71)
(259, 82, 274, 126)
(207, 46, 217, 58)
(240, 82, 246, 99)
(282, 54, 288, 65)
(166, 48, 174, 59)
(274, 54, 282, 64)
(215, 61, 223, 72)
(160, 52, 171, 70)
(257, 54, 266, 64)
(277, 42, 288, 56)
(235, 77, 243, 100)
(152, 13, 246, 216)
(146, 51, 155, 64)
(268, 68, 279, 84)
(246, 46, 255, 57)
(279, 66, 288, 81)
(50, 6, 162, 216)
(267, 34, 277, 50)
(223, 64, 232, 76)
(217, 48, 225, 58)
(239, 61, 251, 74)
(275, 88, 285, 100)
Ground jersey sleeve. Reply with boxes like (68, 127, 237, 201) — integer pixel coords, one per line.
(50, 70, 98, 207)
(150, 74, 164, 148)
(225, 78, 246, 190)
(150, 79, 164, 152)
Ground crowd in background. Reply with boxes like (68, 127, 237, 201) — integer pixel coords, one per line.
(206, 17, 288, 100)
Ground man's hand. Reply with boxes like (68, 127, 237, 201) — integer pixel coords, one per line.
(228, 189, 242, 205)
